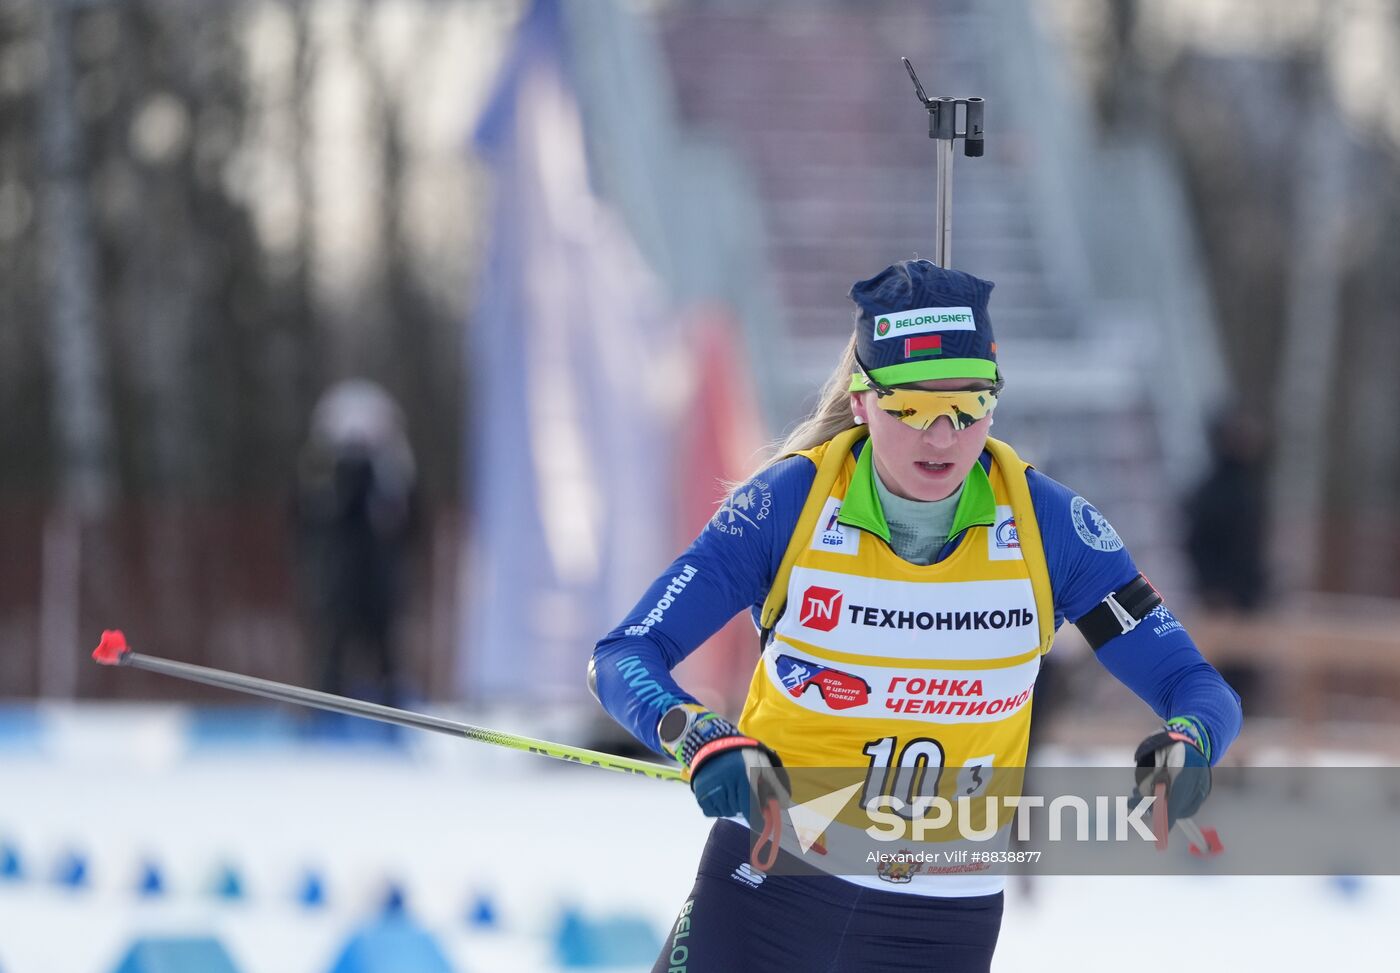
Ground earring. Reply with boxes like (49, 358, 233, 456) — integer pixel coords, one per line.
(853, 416, 865, 425)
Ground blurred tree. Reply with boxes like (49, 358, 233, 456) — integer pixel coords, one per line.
(35, 0, 114, 518)
(348, 0, 461, 499)
(1070, 0, 1400, 596)
(1, 0, 477, 698)
(31, 0, 116, 699)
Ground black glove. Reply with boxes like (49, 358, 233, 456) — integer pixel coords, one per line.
(1133, 716, 1212, 828)
(659, 704, 788, 819)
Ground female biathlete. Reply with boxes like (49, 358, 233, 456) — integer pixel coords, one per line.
(590, 259, 1242, 972)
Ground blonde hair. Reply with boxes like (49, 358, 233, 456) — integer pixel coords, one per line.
(743, 334, 862, 479)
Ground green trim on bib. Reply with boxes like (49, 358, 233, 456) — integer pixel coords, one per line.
(838, 445, 890, 541)
(838, 443, 997, 545)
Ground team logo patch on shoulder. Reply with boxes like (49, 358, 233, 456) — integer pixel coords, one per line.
(1070, 496, 1123, 552)
(810, 497, 860, 555)
(711, 477, 773, 538)
(988, 504, 1022, 561)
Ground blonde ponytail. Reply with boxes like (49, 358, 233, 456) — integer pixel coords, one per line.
(714, 334, 863, 501)
(740, 334, 861, 480)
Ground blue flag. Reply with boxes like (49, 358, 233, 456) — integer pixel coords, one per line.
(462, 0, 681, 701)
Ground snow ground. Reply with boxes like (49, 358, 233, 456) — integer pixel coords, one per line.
(0, 705, 1396, 972)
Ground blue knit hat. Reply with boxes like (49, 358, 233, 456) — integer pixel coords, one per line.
(847, 260, 999, 390)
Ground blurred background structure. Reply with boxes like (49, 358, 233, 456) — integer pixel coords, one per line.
(3, 0, 1400, 970)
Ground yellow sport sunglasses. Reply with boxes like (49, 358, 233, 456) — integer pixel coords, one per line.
(851, 349, 1001, 431)
(871, 385, 998, 431)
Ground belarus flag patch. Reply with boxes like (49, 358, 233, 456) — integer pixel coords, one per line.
(904, 334, 943, 359)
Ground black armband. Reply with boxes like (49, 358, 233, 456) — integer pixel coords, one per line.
(1076, 574, 1163, 650)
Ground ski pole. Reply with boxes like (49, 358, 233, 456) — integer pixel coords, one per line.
(1150, 778, 1225, 857)
(91, 630, 685, 784)
(1178, 816, 1225, 858)
(902, 57, 984, 268)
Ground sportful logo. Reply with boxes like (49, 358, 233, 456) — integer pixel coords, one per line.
(731, 862, 765, 888)
(872, 306, 976, 341)
(624, 565, 699, 637)
(799, 585, 843, 632)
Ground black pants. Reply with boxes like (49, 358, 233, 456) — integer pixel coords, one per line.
(654, 821, 1003, 973)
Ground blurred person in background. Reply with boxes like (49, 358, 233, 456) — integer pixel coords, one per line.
(1183, 410, 1270, 709)
(1185, 411, 1270, 612)
(293, 380, 419, 709)
(590, 261, 1243, 971)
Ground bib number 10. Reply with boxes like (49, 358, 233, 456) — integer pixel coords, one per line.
(861, 737, 994, 816)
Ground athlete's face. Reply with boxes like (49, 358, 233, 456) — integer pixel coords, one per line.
(850, 379, 995, 502)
